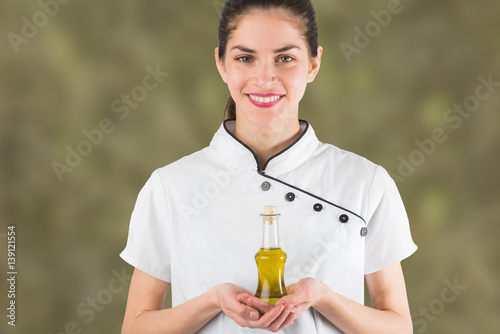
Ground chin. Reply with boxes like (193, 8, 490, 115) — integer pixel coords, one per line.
(244, 111, 286, 128)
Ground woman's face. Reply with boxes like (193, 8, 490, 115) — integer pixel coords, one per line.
(216, 9, 322, 127)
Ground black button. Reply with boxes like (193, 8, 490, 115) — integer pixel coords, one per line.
(285, 192, 295, 202)
(360, 227, 368, 237)
(339, 214, 349, 223)
(313, 203, 323, 212)
(261, 181, 271, 191)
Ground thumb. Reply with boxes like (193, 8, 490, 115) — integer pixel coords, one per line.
(227, 295, 260, 321)
(241, 305, 260, 320)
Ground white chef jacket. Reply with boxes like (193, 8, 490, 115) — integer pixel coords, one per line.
(120, 120, 417, 333)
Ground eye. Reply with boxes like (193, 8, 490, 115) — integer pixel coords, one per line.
(236, 56, 252, 63)
(277, 55, 294, 63)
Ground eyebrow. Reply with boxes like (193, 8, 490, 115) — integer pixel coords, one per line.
(230, 44, 301, 53)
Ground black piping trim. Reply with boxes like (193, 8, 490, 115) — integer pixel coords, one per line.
(261, 120, 310, 171)
(222, 119, 366, 224)
(223, 119, 310, 172)
(223, 119, 262, 171)
(259, 172, 367, 224)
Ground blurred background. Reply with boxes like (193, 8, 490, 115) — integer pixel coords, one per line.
(1, 0, 499, 333)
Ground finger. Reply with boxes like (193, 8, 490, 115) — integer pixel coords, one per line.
(277, 296, 312, 321)
(255, 304, 286, 327)
(291, 302, 310, 314)
(275, 313, 296, 332)
(276, 294, 298, 310)
(239, 296, 274, 314)
(238, 305, 260, 321)
(236, 294, 267, 312)
(223, 305, 259, 328)
(265, 304, 292, 331)
(236, 293, 251, 303)
(224, 295, 261, 322)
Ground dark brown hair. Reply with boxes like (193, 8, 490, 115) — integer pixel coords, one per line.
(217, 0, 319, 120)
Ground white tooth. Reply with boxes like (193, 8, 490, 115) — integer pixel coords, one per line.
(249, 95, 282, 103)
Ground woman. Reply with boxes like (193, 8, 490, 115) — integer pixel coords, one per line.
(120, 0, 417, 333)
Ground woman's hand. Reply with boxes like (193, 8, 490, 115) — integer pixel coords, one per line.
(215, 283, 293, 332)
(237, 264, 414, 333)
(277, 277, 324, 316)
(237, 277, 324, 331)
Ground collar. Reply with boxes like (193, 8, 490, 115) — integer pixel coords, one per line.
(210, 119, 321, 175)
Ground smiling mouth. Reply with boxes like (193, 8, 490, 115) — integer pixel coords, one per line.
(247, 94, 284, 103)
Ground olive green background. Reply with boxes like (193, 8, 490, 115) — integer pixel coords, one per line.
(1, 1, 499, 333)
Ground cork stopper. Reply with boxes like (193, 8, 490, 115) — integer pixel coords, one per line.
(264, 205, 278, 215)
(262, 205, 278, 225)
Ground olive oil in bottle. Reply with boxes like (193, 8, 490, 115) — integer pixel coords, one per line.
(254, 205, 287, 305)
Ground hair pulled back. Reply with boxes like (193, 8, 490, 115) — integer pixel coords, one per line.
(218, 0, 319, 120)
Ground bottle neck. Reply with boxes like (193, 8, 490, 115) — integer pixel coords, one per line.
(261, 214, 280, 249)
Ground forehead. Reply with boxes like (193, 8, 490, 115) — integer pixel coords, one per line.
(228, 9, 306, 51)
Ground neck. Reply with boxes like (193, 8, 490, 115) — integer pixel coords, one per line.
(234, 115, 302, 171)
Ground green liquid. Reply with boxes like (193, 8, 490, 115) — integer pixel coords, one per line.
(254, 248, 287, 305)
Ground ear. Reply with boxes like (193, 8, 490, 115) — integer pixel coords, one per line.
(307, 46, 323, 83)
(215, 47, 228, 83)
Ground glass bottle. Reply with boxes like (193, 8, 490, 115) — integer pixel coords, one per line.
(254, 205, 287, 305)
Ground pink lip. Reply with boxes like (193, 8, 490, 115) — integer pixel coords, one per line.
(248, 93, 284, 97)
(246, 93, 285, 108)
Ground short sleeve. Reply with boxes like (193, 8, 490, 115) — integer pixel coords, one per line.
(120, 170, 172, 282)
(364, 166, 417, 274)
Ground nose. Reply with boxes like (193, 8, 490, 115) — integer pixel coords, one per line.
(254, 61, 278, 89)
